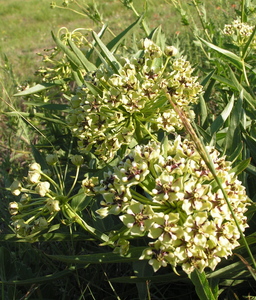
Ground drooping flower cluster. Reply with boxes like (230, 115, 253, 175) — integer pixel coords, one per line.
(67, 38, 202, 161)
(9, 162, 55, 238)
(8, 154, 84, 240)
(223, 18, 256, 49)
(95, 136, 250, 274)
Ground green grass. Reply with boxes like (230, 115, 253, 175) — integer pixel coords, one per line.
(0, 0, 239, 82)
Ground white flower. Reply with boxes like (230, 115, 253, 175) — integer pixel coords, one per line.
(10, 180, 22, 196)
(35, 181, 50, 197)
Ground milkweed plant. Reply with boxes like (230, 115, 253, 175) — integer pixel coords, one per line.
(7, 0, 255, 294)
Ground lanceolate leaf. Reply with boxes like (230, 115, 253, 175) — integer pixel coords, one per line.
(198, 37, 243, 70)
(48, 247, 145, 264)
(51, 31, 83, 69)
(228, 67, 256, 111)
(0, 268, 76, 285)
(210, 95, 234, 136)
(223, 92, 243, 155)
(189, 270, 217, 300)
(229, 157, 251, 176)
(92, 31, 121, 73)
(0, 233, 91, 242)
(106, 15, 143, 53)
(14, 83, 57, 97)
(67, 38, 97, 72)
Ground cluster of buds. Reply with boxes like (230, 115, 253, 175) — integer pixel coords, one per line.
(8, 155, 72, 239)
(67, 38, 202, 161)
(95, 136, 250, 274)
(223, 18, 256, 49)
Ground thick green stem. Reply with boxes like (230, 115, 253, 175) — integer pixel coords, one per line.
(63, 203, 112, 245)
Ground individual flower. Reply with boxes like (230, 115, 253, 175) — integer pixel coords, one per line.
(29, 162, 41, 172)
(27, 170, 41, 184)
(35, 181, 51, 197)
(10, 180, 23, 196)
(46, 153, 58, 166)
(82, 177, 99, 195)
(45, 198, 61, 213)
(71, 154, 84, 166)
(119, 200, 154, 235)
(9, 201, 20, 215)
(12, 219, 31, 237)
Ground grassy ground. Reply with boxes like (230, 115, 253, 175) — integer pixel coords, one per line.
(0, 0, 238, 83)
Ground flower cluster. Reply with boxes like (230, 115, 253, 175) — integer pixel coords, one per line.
(67, 38, 202, 161)
(95, 136, 250, 274)
(8, 153, 84, 240)
(223, 18, 256, 49)
(9, 163, 56, 238)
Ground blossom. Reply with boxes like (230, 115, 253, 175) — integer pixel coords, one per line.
(9, 201, 20, 215)
(223, 18, 256, 49)
(10, 180, 23, 196)
(46, 154, 58, 166)
(35, 181, 51, 197)
(66, 38, 202, 161)
(71, 155, 84, 166)
(96, 136, 250, 274)
(45, 198, 61, 213)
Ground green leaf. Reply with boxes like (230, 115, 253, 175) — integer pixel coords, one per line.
(199, 94, 208, 127)
(189, 269, 217, 300)
(198, 37, 243, 70)
(210, 95, 234, 136)
(24, 102, 68, 110)
(246, 163, 256, 177)
(106, 15, 143, 53)
(0, 233, 91, 242)
(14, 83, 57, 97)
(228, 67, 256, 111)
(133, 260, 154, 300)
(51, 31, 83, 69)
(84, 80, 103, 97)
(67, 38, 97, 72)
(48, 247, 145, 264)
(92, 31, 121, 73)
(87, 24, 108, 60)
(6, 111, 67, 125)
(0, 268, 75, 285)
(30, 143, 48, 170)
(227, 141, 243, 164)
(110, 271, 188, 283)
(71, 190, 93, 212)
(207, 256, 254, 280)
(229, 157, 251, 176)
(242, 25, 256, 59)
(223, 92, 243, 156)
(243, 134, 256, 162)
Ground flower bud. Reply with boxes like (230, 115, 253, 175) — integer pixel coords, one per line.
(165, 46, 178, 56)
(34, 217, 48, 229)
(9, 201, 20, 215)
(10, 180, 23, 196)
(20, 193, 31, 204)
(29, 162, 41, 172)
(46, 198, 61, 213)
(27, 170, 41, 184)
(71, 155, 84, 166)
(35, 181, 50, 197)
(46, 154, 58, 166)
